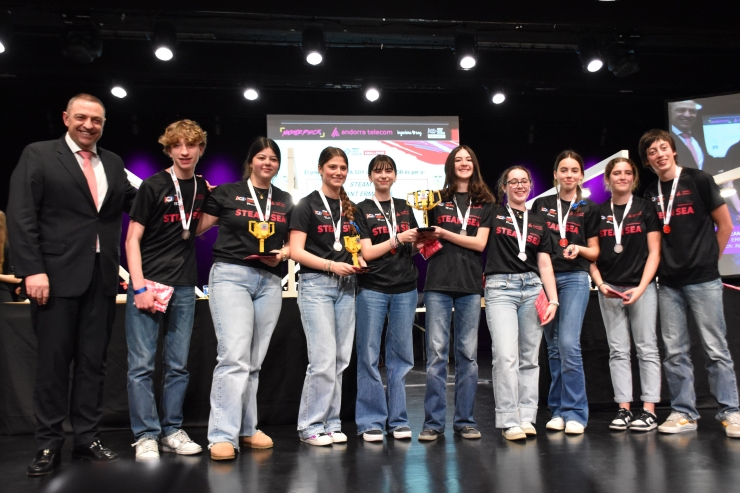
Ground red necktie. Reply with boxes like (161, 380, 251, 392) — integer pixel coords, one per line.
(679, 133, 700, 168)
(78, 150, 98, 208)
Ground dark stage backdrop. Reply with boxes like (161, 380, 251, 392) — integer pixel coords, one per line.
(3, 290, 740, 435)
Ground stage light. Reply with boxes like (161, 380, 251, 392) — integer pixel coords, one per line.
(111, 85, 127, 98)
(607, 48, 639, 77)
(0, 16, 9, 54)
(0, 40, 4, 54)
(303, 27, 325, 66)
(455, 34, 477, 70)
(721, 186, 737, 198)
(578, 38, 603, 73)
(243, 88, 259, 101)
(365, 87, 380, 102)
(153, 23, 176, 61)
(492, 92, 505, 104)
(581, 187, 592, 198)
(62, 28, 102, 63)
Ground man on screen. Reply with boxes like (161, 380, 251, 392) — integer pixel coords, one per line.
(8, 94, 137, 475)
(669, 100, 711, 171)
(639, 128, 740, 438)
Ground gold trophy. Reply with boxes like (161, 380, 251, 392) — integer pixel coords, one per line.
(407, 190, 442, 232)
(248, 221, 275, 253)
(343, 235, 362, 267)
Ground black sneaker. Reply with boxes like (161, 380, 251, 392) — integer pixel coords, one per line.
(418, 430, 443, 441)
(609, 408, 633, 430)
(455, 426, 482, 439)
(630, 410, 658, 432)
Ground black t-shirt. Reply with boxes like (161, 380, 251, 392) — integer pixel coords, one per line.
(595, 197, 661, 286)
(531, 195, 600, 273)
(423, 192, 494, 295)
(644, 167, 726, 287)
(203, 181, 293, 278)
(128, 170, 208, 286)
(289, 190, 356, 275)
(355, 198, 419, 294)
(485, 205, 553, 275)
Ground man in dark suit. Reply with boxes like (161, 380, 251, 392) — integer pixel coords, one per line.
(8, 94, 137, 476)
(669, 99, 712, 171)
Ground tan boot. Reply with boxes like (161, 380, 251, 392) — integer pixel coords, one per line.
(210, 442, 236, 460)
(240, 430, 274, 449)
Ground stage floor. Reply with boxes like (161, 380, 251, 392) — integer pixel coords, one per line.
(5, 364, 740, 493)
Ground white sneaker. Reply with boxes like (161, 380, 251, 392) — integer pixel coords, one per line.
(520, 422, 537, 436)
(502, 426, 527, 441)
(362, 430, 384, 442)
(722, 412, 740, 438)
(301, 433, 333, 446)
(328, 431, 348, 443)
(658, 412, 697, 434)
(161, 430, 202, 455)
(392, 426, 412, 439)
(546, 417, 565, 431)
(132, 438, 159, 462)
(565, 421, 585, 435)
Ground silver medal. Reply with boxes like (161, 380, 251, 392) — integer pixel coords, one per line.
(614, 244, 623, 253)
(518, 252, 527, 261)
(182, 230, 190, 240)
(333, 241, 343, 252)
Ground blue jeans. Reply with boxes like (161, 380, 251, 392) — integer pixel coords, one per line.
(484, 273, 544, 429)
(355, 288, 417, 434)
(598, 282, 661, 404)
(207, 263, 282, 447)
(423, 291, 481, 432)
(297, 273, 357, 439)
(544, 270, 590, 425)
(659, 279, 740, 420)
(126, 284, 195, 441)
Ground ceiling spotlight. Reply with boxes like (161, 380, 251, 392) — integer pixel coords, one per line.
(302, 27, 325, 66)
(577, 37, 603, 73)
(455, 34, 478, 70)
(62, 28, 102, 63)
(0, 39, 5, 54)
(492, 91, 506, 104)
(607, 48, 639, 77)
(243, 87, 259, 101)
(0, 15, 10, 54)
(153, 23, 176, 61)
(365, 87, 380, 102)
(581, 187, 592, 198)
(111, 85, 127, 98)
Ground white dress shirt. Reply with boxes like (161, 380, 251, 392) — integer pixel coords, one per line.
(65, 133, 108, 251)
(671, 125, 705, 169)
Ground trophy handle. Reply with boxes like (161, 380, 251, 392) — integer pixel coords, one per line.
(406, 191, 417, 208)
(431, 190, 443, 208)
(268, 223, 275, 235)
(248, 221, 257, 234)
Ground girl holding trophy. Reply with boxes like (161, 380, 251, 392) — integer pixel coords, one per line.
(415, 145, 495, 441)
(531, 150, 600, 435)
(289, 147, 361, 446)
(354, 155, 419, 442)
(197, 137, 293, 459)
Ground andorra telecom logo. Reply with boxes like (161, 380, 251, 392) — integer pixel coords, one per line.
(331, 127, 340, 138)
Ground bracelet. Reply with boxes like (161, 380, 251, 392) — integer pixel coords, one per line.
(280, 249, 287, 261)
(133, 286, 147, 295)
(548, 301, 559, 306)
(597, 282, 605, 289)
(328, 261, 334, 273)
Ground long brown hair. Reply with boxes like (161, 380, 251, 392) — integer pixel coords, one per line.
(0, 211, 7, 273)
(553, 150, 584, 203)
(604, 157, 640, 192)
(496, 166, 533, 204)
(440, 145, 495, 205)
(318, 147, 357, 235)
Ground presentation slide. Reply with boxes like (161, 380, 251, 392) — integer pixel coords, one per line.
(667, 93, 740, 276)
(266, 115, 459, 226)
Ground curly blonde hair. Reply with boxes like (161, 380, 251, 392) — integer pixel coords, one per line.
(158, 119, 207, 155)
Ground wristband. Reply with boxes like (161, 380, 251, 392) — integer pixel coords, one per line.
(133, 286, 147, 295)
(548, 301, 559, 306)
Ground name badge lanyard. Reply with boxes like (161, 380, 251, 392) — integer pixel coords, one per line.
(610, 195, 633, 254)
(169, 167, 197, 240)
(657, 167, 682, 234)
(556, 186, 575, 248)
(319, 189, 344, 252)
(372, 196, 398, 253)
(248, 177, 273, 229)
(506, 205, 529, 262)
(453, 196, 472, 236)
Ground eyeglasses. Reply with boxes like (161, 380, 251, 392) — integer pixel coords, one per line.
(506, 179, 531, 188)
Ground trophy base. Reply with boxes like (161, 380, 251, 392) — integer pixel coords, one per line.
(416, 227, 436, 233)
(244, 252, 280, 260)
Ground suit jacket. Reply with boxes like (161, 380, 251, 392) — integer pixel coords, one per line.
(671, 129, 716, 173)
(7, 136, 137, 297)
